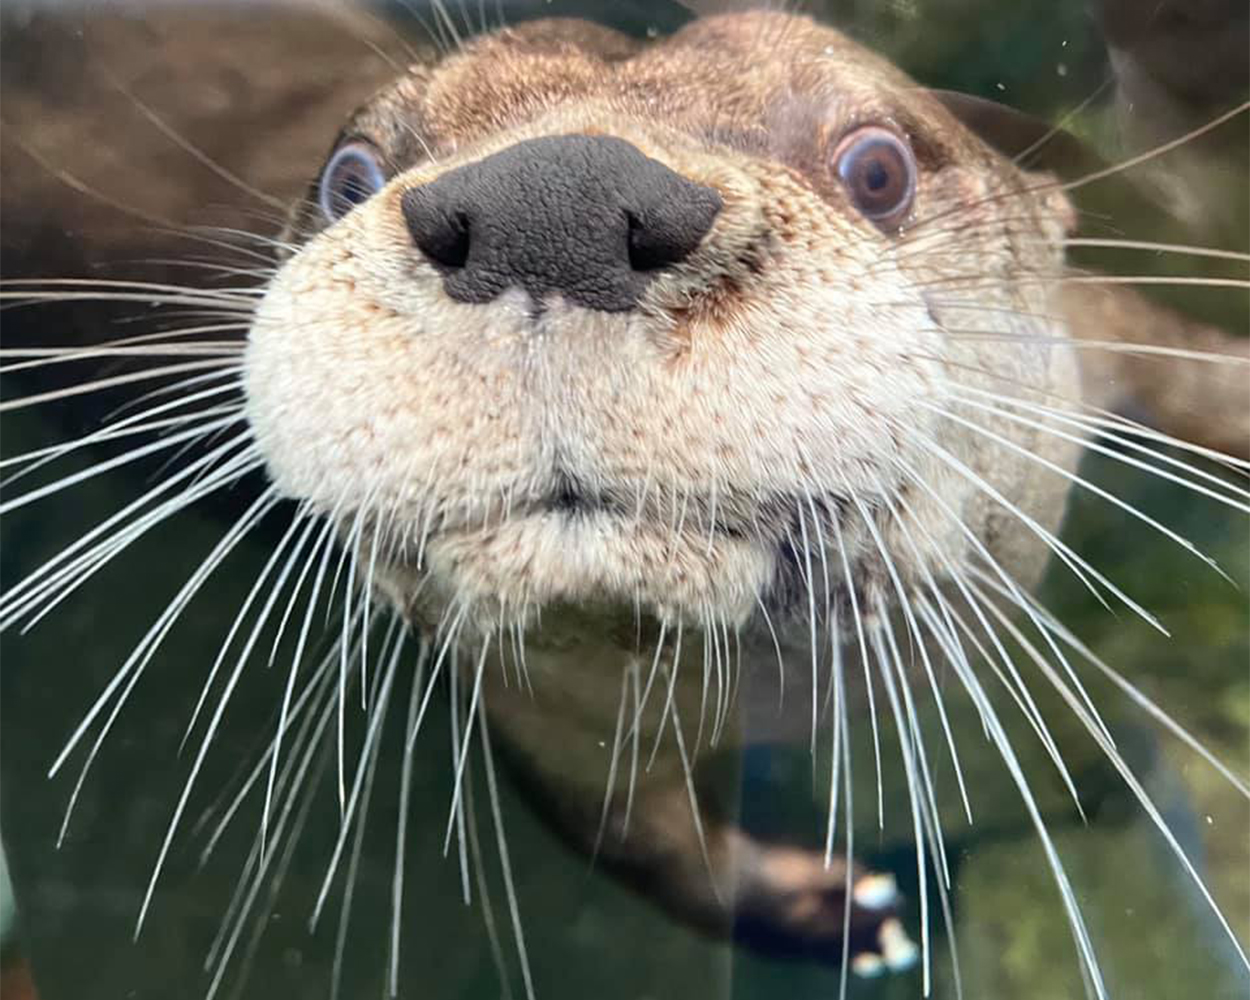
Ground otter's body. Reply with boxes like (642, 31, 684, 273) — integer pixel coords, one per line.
(241, 9, 1099, 976)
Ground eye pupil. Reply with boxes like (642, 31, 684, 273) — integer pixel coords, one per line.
(864, 158, 889, 192)
(341, 176, 369, 205)
(832, 128, 917, 230)
(319, 143, 386, 223)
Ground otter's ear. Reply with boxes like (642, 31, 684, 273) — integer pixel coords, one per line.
(930, 90, 1087, 234)
(930, 89, 1186, 238)
(928, 90, 1103, 180)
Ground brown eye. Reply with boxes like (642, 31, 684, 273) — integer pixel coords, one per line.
(830, 127, 916, 230)
(319, 141, 387, 223)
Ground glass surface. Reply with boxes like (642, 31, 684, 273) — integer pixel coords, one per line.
(1, 2, 1246, 998)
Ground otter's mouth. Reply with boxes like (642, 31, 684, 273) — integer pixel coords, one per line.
(529, 472, 827, 535)
(536, 470, 624, 518)
(379, 472, 860, 634)
(439, 467, 845, 544)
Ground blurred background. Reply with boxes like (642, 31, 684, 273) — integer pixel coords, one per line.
(1, 2, 1247, 998)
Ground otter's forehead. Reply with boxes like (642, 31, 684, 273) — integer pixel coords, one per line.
(349, 13, 975, 176)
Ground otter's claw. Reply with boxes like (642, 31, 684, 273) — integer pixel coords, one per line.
(879, 917, 920, 971)
(852, 872, 899, 911)
(851, 951, 887, 978)
(852, 916, 920, 978)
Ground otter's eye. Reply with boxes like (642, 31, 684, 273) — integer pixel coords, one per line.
(830, 127, 916, 230)
(319, 142, 386, 223)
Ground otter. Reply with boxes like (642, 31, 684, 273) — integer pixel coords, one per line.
(1, 6, 1247, 1000)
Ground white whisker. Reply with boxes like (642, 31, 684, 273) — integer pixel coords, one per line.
(973, 406, 1232, 592)
(936, 589, 1107, 999)
(388, 637, 432, 996)
(53, 487, 280, 845)
(968, 581, 1250, 978)
(0, 410, 245, 515)
(311, 625, 407, 929)
(477, 695, 536, 1000)
(830, 511, 885, 827)
(592, 660, 633, 862)
(136, 499, 320, 937)
(261, 519, 346, 855)
(3, 437, 258, 632)
(329, 634, 394, 1000)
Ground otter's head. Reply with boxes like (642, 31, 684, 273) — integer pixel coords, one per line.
(244, 12, 1081, 638)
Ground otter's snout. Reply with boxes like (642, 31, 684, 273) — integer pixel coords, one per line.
(400, 134, 722, 312)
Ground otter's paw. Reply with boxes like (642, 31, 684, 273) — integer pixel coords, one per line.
(731, 837, 918, 974)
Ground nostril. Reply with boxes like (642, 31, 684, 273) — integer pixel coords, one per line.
(431, 212, 470, 269)
(626, 186, 722, 273)
(627, 212, 672, 272)
(401, 188, 470, 270)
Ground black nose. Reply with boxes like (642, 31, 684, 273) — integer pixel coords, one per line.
(400, 135, 722, 312)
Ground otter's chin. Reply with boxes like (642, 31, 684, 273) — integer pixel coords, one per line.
(389, 510, 779, 634)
